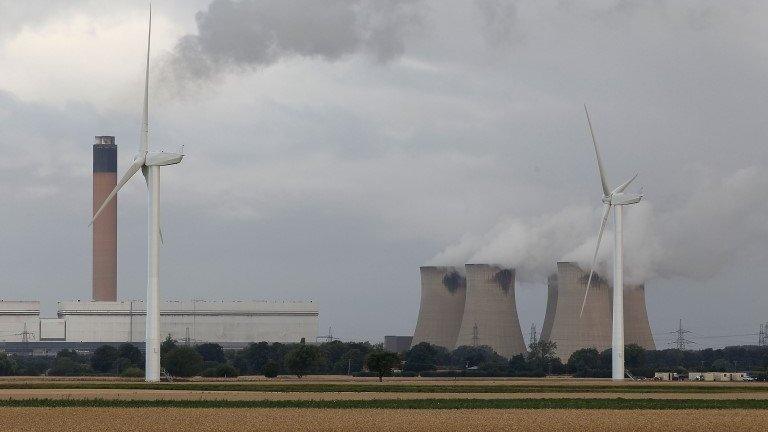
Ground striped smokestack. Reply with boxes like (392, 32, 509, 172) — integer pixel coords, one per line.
(92, 136, 117, 301)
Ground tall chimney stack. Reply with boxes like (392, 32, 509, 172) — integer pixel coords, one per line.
(92, 136, 117, 301)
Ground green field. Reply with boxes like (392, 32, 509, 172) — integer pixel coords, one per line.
(1, 397, 768, 410)
(0, 381, 765, 394)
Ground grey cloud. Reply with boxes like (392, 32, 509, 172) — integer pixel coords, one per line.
(475, 0, 521, 46)
(161, 0, 424, 88)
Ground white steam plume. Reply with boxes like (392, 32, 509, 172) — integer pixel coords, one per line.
(429, 166, 768, 285)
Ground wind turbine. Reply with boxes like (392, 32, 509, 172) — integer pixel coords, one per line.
(579, 105, 642, 381)
(90, 7, 184, 382)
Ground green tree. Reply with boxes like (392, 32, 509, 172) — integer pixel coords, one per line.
(91, 345, 118, 373)
(451, 345, 503, 369)
(240, 341, 271, 374)
(196, 343, 226, 363)
(567, 348, 602, 377)
(262, 360, 280, 378)
(57, 349, 82, 362)
(14, 356, 51, 376)
(404, 342, 449, 372)
(0, 352, 18, 376)
(164, 346, 204, 377)
(334, 348, 366, 374)
(365, 350, 401, 382)
(527, 340, 558, 373)
(50, 357, 90, 376)
(160, 335, 178, 368)
(285, 343, 320, 378)
(117, 343, 143, 368)
(711, 358, 731, 372)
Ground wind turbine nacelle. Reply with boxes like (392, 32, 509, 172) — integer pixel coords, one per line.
(609, 192, 642, 206)
(145, 152, 184, 166)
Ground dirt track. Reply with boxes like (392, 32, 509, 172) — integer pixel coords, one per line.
(1, 408, 766, 432)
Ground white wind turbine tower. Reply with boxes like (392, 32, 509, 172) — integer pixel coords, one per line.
(90, 7, 184, 382)
(579, 105, 642, 381)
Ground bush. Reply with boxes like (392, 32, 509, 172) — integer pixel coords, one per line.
(50, 357, 90, 376)
(263, 361, 280, 378)
(164, 347, 204, 377)
(202, 363, 239, 378)
(15, 356, 52, 376)
(120, 367, 144, 378)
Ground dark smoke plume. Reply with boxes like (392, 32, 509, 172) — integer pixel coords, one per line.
(162, 0, 423, 89)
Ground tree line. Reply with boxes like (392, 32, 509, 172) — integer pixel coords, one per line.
(2, 337, 768, 379)
(0, 337, 399, 380)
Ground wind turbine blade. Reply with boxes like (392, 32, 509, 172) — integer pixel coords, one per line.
(584, 105, 611, 196)
(140, 5, 151, 155)
(90, 158, 144, 225)
(613, 173, 638, 194)
(580, 203, 611, 317)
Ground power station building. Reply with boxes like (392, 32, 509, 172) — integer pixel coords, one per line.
(0, 135, 319, 354)
(541, 262, 654, 361)
(454, 264, 526, 358)
(0, 300, 318, 349)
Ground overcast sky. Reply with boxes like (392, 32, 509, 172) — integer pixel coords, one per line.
(0, 0, 766, 348)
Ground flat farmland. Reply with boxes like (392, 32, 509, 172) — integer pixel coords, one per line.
(1, 378, 767, 431)
(1, 408, 767, 432)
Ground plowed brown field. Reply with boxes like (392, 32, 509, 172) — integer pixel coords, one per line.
(1, 408, 766, 432)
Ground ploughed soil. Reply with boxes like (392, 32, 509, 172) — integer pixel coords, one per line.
(1, 408, 766, 432)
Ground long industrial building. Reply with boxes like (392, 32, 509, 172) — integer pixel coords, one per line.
(0, 300, 318, 347)
(411, 266, 467, 349)
(541, 262, 655, 361)
(1, 134, 320, 354)
(454, 264, 527, 358)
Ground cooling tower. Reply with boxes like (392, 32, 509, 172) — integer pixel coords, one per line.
(411, 266, 467, 349)
(92, 136, 117, 301)
(540, 273, 558, 343)
(624, 284, 655, 350)
(454, 264, 526, 358)
(542, 262, 654, 361)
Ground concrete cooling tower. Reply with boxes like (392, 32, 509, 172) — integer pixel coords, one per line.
(539, 273, 558, 343)
(454, 264, 526, 358)
(623, 284, 655, 350)
(542, 262, 655, 361)
(411, 266, 467, 349)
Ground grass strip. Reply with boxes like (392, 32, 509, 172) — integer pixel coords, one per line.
(0, 382, 765, 394)
(1, 398, 768, 410)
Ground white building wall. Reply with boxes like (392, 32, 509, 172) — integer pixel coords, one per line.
(58, 300, 318, 343)
(0, 301, 41, 342)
